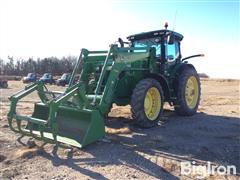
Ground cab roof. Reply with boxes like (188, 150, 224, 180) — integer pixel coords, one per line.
(127, 29, 183, 42)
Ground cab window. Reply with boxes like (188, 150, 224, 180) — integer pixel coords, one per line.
(133, 38, 161, 57)
(166, 42, 179, 62)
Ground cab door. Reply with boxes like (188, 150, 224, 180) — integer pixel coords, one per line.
(165, 41, 180, 64)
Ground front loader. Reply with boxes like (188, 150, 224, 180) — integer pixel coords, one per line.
(8, 26, 203, 148)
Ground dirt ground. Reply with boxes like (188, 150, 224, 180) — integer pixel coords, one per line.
(0, 79, 239, 180)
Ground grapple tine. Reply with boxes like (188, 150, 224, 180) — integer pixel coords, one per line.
(16, 118, 22, 133)
(39, 125, 44, 139)
(8, 117, 20, 133)
(28, 123, 33, 135)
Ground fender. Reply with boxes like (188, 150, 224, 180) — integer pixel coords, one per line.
(175, 63, 196, 75)
(170, 63, 198, 103)
(146, 73, 171, 101)
(172, 63, 197, 88)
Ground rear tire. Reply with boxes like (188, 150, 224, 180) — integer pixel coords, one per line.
(174, 68, 201, 116)
(131, 78, 164, 128)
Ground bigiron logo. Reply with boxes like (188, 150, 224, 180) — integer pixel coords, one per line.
(180, 161, 237, 179)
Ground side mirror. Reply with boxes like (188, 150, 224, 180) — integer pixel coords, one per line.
(118, 38, 124, 48)
(168, 34, 175, 45)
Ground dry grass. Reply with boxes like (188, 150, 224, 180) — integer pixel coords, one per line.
(105, 126, 132, 134)
(11, 147, 40, 159)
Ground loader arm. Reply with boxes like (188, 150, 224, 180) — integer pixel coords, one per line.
(97, 46, 150, 115)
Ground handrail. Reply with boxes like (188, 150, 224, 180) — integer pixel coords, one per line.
(92, 45, 114, 105)
(68, 49, 85, 88)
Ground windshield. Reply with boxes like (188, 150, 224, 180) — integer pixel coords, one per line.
(42, 73, 50, 78)
(27, 73, 33, 77)
(133, 38, 161, 57)
(61, 73, 69, 80)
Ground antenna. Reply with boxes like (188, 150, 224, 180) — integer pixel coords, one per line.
(172, 10, 178, 31)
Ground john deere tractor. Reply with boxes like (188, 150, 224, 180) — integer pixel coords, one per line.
(8, 26, 203, 147)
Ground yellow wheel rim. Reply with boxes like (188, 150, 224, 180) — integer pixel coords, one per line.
(185, 76, 199, 109)
(144, 87, 161, 120)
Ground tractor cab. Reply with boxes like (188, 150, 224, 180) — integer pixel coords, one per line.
(127, 29, 183, 64)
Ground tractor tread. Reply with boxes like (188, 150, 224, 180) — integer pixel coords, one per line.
(174, 68, 201, 116)
(131, 78, 164, 128)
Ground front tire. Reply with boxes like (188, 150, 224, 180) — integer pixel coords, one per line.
(174, 68, 201, 116)
(131, 78, 164, 128)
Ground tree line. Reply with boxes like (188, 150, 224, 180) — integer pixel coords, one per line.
(0, 56, 77, 76)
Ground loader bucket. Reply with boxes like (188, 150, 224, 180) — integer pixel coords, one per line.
(27, 103, 105, 148)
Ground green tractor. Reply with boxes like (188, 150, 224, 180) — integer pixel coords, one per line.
(7, 26, 203, 148)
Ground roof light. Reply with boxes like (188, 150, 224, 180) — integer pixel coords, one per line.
(164, 22, 168, 29)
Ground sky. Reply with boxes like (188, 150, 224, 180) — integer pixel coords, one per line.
(0, 0, 239, 78)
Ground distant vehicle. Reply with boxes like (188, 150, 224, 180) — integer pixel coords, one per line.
(0, 79, 8, 88)
(39, 73, 55, 84)
(56, 73, 71, 86)
(22, 73, 37, 83)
